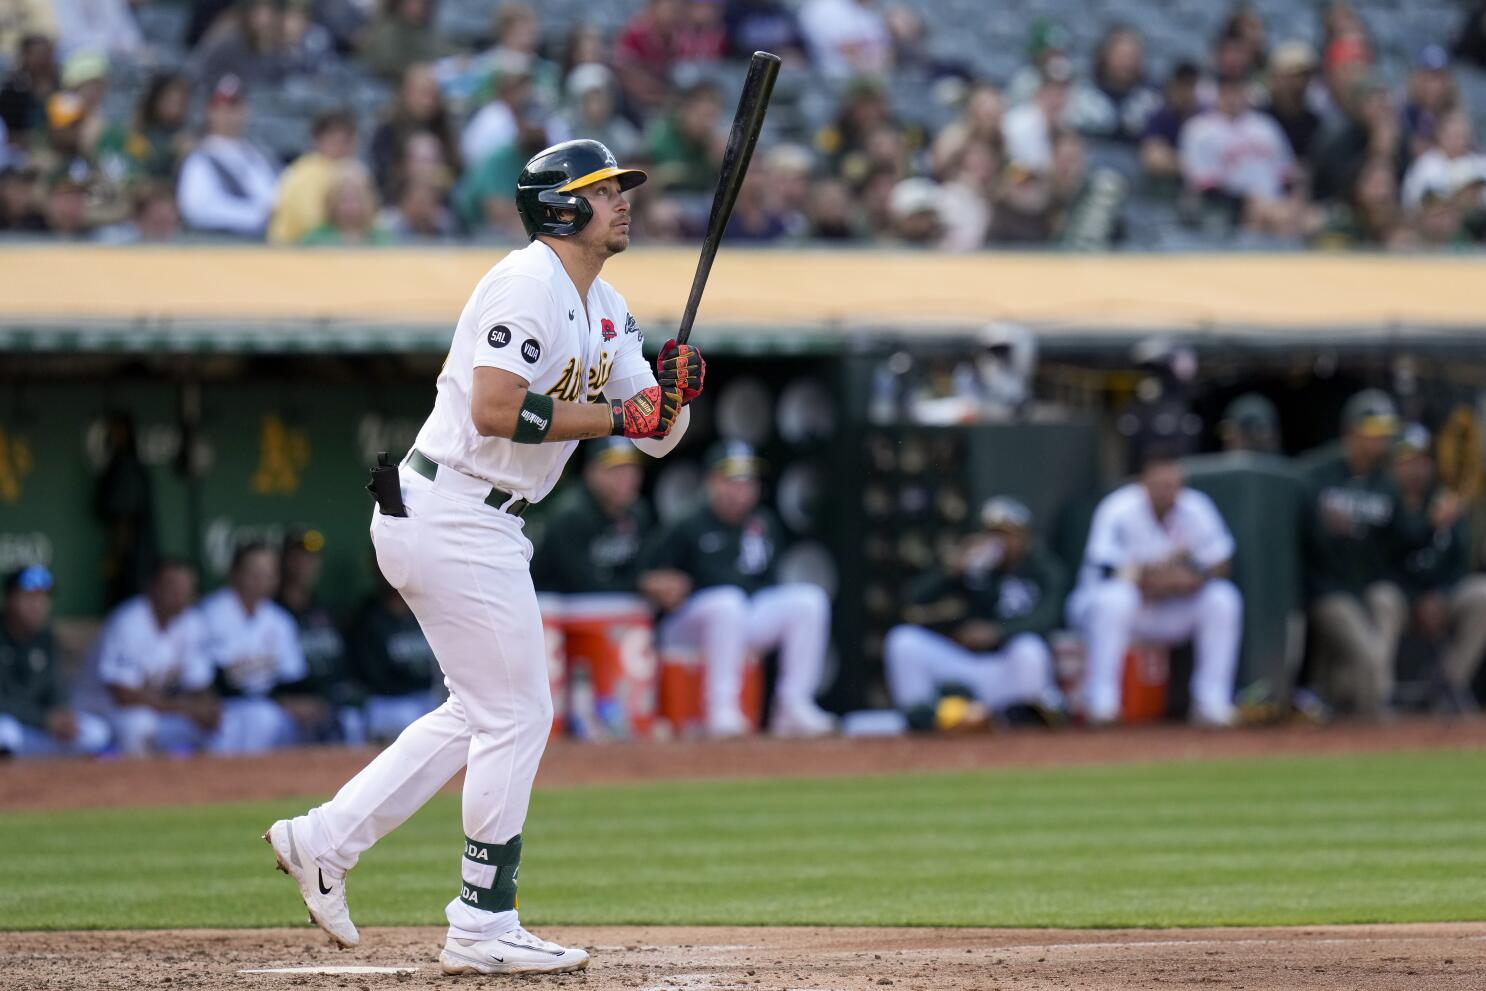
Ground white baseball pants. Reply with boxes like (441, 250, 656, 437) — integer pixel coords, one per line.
(1070, 578, 1243, 722)
(292, 468, 551, 939)
(882, 626, 1060, 711)
(658, 583, 830, 726)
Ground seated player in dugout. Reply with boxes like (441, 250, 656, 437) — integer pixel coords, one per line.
(1068, 444, 1243, 727)
(276, 527, 364, 744)
(1303, 390, 1410, 719)
(883, 497, 1068, 731)
(533, 436, 691, 612)
(639, 441, 836, 738)
(1390, 423, 1485, 715)
(347, 560, 442, 743)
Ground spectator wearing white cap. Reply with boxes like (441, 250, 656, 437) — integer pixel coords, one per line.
(1262, 41, 1323, 164)
(557, 63, 641, 164)
(176, 75, 280, 237)
(888, 176, 946, 247)
(1401, 110, 1486, 211)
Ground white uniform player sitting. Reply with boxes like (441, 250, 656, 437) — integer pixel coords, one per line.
(640, 442, 837, 738)
(88, 559, 219, 755)
(198, 543, 308, 753)
(1067, 447, 1243, 727)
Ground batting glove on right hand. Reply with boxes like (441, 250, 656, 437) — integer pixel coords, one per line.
(656, 339, 705, 405)
(611, 384, 682, 438)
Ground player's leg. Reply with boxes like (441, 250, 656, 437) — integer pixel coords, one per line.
(110, 705, 162, 756)
(995, 633, 1065, 713)
(1440, 575, 1486, 709)
(657, 585, 751, 736)
(364, 692, 440, 742)
(1362, 581, 1406, 716)
(1182, 579, 1243, 724)
(882, 624, 965, 709)
(211, 697, 295, 754)
(1308, 592, 1382, 713)
(747, 583, 834, 735)
(1074, 578, 1140, 723)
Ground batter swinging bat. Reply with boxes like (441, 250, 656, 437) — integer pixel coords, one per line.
(675, 51, 782, 345)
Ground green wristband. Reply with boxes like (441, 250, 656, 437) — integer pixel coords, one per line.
(513, 392, 555, 444)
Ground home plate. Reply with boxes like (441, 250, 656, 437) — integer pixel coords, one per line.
(239, 966, 419, 975)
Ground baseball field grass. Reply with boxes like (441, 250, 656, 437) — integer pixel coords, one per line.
(2, 749, 1484, 932)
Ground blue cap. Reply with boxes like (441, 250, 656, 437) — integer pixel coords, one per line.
(5, 564, 54, 594)
(1416, 44, 1449, 70)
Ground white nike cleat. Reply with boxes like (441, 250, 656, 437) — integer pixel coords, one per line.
(706, 707, 752, 739)
(263, 819, 360, 947)
(439, 925, 590, 975)
(769, 701, 836, 738)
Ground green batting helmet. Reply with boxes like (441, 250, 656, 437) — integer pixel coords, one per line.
(514, 139, 647, 240)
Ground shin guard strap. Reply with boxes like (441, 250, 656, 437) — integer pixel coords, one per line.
(459, 834, 522, 912)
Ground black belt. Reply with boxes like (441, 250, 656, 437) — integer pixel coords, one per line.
(407, 449, 528, 517)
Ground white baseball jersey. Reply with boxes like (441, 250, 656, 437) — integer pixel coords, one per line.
(1179, 109, 1294, 200)
(94, 595, 213, 695)
(197, 588, 306, 696)
(412, 239, 653, 503)
(1076, 483, 1235, 592)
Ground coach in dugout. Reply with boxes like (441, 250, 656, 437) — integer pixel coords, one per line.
(639, 441, 836, 739)
(883, 496, 1068, 729)
(1068, 445, 1243, 727)
(1303, 390, 1409, 719)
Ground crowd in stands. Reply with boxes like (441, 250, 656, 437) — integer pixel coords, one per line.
(2, 0, 1486, 248)
(4, 389, 1485, 758)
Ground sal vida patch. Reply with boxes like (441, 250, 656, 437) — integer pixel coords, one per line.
(487, 325, 511, 348)
(521, 339, 542, 364)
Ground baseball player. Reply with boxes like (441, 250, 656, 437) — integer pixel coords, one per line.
(1067, 446, 1243, 726)
(883, 497, 1067, 729)
(265, 139, 704, 975)
(639, 441, 835, 738)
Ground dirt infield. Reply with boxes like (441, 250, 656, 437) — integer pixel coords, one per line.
(3, 923, 1484, 991)
(5, 717, 1486, 813)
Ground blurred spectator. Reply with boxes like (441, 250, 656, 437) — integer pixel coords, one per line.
(1219, 2, 1268, 77)
(1081, 24, 1160, 144)
(556, 22, 607, 85)
(369, 63, 460, 200)
(726, 166, 792, 242)
(1453, 1, 1486, 69)
(89, 559, 218, 755)
(380, 175, 456, 241)
(887, 176, 945, 247)
(277, 528, 360, 742)
(454, 114, 554, 239)
(987, 157, 1057, 245)
(479, 2, 561, 104)
(53, 0, 144, 60)
(395, 129, 455, 197)
(0, 5, 58, 62)
(1262, 41, 1322, 164)
(804, 175, 858, 239)
(1401, 110, 1486, 211)
(1068, 447, 1243, 727)
(460, 52, 568, 173)
(301, 164, 392, 244)
(1217, 393, 1281, 453)
(348, 566, 439, 742)
(177, 75, 280, 237)
(883, 4, 965, 86)
(763, 142, 812, 238)
(1002, 55, 1072, 174)
(0, 35, 60, 152)
(281, 0, 339, 75)
(1411, 187, 1475, 248)
(884, 497, 1067, 730)
(1057, 133, 1125, 250)
(647, 80, 726, 193)
(198, 542, 307, 753)
(558, 64, 642, 164)
(0, 163, 45, 231)
(0, 565, 111, 758)
(1006, 16, 1073, 106)
(616, 0, 727, 116)
(1316, 156, 1409, 249)
(1318, 29, 1373, 125)
(724, 0, 807, 63)
(640, 442, 836, 738)
(96, 72, 195, 183)
(1312, 74, 1403, 205)
(358, 0, 454, 82)
(40, 168, 95, 238)
(817, 77, 901, 184)
(799, 0, 890, 80)
(931, 82, 1004, 176)
(1304, 389, 1407, 719)
(98, 180, 185, 243)
(1392, 424, 1485, 715)
(1180, 73, 1297, 233)
(1139, 61, 1201, 184)
(1319, 0, 1367, 52)
(269, 108, 361, 244)
(194, 0, 322, 88)
(1403, 45, 1458, 158)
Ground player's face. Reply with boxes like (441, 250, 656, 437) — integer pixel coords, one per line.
(1141, 461, 1183, 518)
(707, 473, 761, 523)
(151, 566, 198, 622)
(587, 462, 642, 512)
(575, 177, 631, 255)
(4, 588, 51, 636)
(232, 548, 279, 606)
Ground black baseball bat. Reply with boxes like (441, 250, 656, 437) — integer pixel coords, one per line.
(675, 51, 781, 345)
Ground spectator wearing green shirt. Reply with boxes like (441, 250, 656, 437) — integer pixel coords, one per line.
(300, 166, 394, 245)
(639, 442, 835, 739)
(884, 497, 1068, 730)
(646, 81, 726, 194)
(1391, 424, 1486, 714)
(95, 71, 193, 184)
(0, 565, 110, 757)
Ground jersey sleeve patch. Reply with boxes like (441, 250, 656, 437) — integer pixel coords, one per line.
(520, 339, 542, 364)
(487, 325, 512, 348)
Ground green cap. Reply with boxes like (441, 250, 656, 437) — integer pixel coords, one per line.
(1341, 389, 1399, 438)
(706, 440, 766, 479)
(1221, 393, 1279, 431)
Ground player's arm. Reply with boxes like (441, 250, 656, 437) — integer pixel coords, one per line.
(472, 367, 679, 441)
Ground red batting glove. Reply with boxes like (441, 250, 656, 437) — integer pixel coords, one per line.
(656, 339, 705, 404)
(611, 384, 682, 438)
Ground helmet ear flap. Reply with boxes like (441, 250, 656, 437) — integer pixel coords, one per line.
(535, 189, 592, 237)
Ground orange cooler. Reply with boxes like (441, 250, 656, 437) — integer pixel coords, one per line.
(1120, 642, 1170, 723)
(657, 647, 764, 737)
(560, 594, 659, 740)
